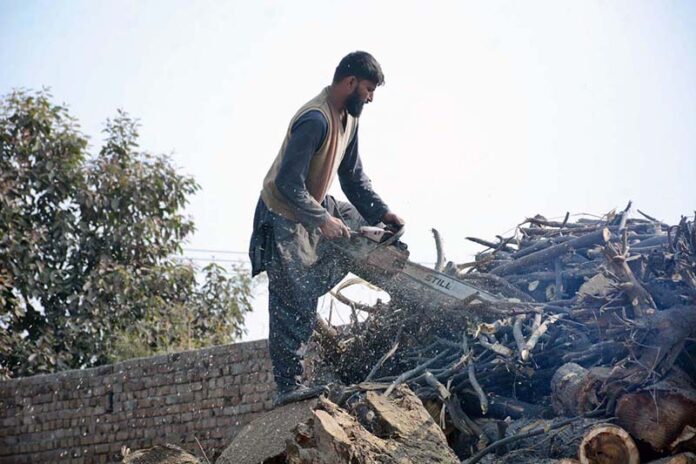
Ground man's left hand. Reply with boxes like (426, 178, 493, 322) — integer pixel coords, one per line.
(382, 211, 405, 228)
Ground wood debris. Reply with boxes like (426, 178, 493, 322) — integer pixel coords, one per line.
(303, 204, 696, 463)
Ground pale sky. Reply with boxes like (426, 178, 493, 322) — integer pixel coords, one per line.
(2, 0, 695, 341)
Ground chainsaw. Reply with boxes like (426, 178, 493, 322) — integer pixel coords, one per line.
(331, 225, 501, 310)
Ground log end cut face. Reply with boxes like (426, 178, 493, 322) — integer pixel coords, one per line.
(579, 424, 640, 464)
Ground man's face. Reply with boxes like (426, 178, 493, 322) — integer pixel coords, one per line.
(346, 79, 377, 117)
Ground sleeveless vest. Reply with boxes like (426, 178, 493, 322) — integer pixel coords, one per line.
(260, 87, 357, 223)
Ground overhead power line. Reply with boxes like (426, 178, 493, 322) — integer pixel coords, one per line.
(172, 255, 250, 265)
(183, 248, 248, 255)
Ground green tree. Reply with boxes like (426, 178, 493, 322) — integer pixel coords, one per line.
(0, 90, 252, 378)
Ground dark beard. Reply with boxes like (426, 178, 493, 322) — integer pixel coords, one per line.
(345, 88, 364, 117)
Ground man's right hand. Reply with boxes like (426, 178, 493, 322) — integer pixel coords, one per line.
(319, 216, 350, 239)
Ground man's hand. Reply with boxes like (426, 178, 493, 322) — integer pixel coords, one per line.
(319, 216, 351, 239)
(382, 211, 405, 228)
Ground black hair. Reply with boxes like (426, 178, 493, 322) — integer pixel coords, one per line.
(333, 51, 385, 86)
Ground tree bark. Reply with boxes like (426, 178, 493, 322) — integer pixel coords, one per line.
(645, 453, 696, 464)
(551, 363, 610, 416)
(615, 369, 696, 452)
(490, 228, 612, 276)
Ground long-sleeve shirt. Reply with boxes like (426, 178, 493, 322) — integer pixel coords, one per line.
(249, 110, 389, 276)
(273, 110, 389, 227)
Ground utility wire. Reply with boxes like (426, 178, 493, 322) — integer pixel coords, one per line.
(172, 256, 250, 265)
(183, 248, 248, 255)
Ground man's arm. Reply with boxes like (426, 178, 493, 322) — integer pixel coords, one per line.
(274, 111, 331, 228)
(338, 131, 392, 225)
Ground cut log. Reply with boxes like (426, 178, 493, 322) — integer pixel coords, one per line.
(504, 417, 600, 459)
(551, 363, 609, 416)
(615, 369, 696, 452)
(671, 425, 696, 453)
(629, 234, 669, 249)
(636, 306, 696, 378)
(458, 390, 549, 419)
(551, 363, 588, 415)
(607, 305, 696, 391)
(646, 453, 696, 464)
(578, 424, 639, 464)
(513, 236, 578, 260)
(577, 274, 614, 299)
(465, 417, 600, 463)
(490, 228, 612, 276)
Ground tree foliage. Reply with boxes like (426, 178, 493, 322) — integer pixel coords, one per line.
(0, 90, 252, 378)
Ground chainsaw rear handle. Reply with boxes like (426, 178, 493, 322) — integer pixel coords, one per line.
(348, 225, 405, 245)
(381, 224, 405, 246)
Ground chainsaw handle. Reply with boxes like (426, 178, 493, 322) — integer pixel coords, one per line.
(381, 225, 405, 247)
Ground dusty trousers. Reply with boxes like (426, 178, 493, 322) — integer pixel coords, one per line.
(253, 196, 368, 393)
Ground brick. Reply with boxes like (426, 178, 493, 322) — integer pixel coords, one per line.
(190, 381, 203, 391)
(0, 340, 276, 463)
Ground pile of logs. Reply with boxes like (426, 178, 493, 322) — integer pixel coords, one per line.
(304, 204, 696, 463)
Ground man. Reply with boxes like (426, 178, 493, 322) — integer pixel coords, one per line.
(249, 51, 404, 404)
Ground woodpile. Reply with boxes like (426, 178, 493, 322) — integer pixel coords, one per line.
(303, 204, 696, 463)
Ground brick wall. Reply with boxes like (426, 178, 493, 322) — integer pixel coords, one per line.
(0, 340, 275, 464)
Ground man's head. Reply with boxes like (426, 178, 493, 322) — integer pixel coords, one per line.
(332, 51, 385, 117)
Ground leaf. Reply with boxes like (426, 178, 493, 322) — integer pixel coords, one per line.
(0, 90, 249, 377)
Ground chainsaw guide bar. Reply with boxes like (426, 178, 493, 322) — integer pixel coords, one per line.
(332, 226, 501, 311)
